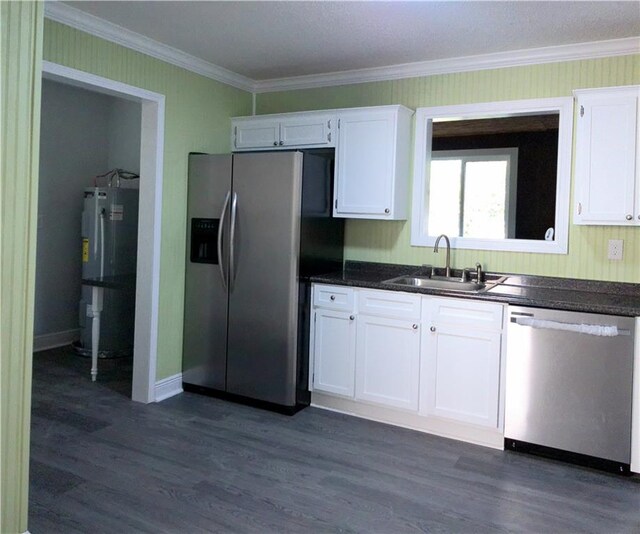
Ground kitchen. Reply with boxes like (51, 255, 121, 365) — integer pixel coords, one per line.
(3, 1, 640, 533)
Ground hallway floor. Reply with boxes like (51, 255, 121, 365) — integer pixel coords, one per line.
(30, 348, 640, 533)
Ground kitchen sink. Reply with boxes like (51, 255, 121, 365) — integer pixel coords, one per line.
(383, 274, 506, 293)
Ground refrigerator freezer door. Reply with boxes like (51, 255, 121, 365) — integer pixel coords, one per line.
(226, 152, 303, 406)
(183, 154, 232, 390)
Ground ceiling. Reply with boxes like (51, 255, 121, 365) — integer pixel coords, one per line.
(60, 1, 639, 82)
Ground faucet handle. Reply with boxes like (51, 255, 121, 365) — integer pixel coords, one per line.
(464, 264, 483, 282)
(475, 262, 483, 282)
(420, 264, 433, 278)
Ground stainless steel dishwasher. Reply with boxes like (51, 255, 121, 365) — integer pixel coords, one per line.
(505, 305, 635, 474)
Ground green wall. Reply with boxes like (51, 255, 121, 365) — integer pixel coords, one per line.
(257, 56, 640, 283)
(43, 20, 253, 379)
(2, 15, 251, 531)
(1, 3, 43, 532)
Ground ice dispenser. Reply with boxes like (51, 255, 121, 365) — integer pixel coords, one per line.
(190, 218, 219, 264)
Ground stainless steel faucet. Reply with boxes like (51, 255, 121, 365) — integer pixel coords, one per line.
(433, 234, 451, 278)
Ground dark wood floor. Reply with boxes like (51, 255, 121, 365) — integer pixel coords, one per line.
(30, 346, 640, 533)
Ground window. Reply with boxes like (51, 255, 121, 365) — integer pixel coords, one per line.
(428, 148, 518, 239)
(410, 97, 574, 254)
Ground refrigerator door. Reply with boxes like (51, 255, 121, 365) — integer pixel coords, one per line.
(182, 154, 232, 390)
(226, 151, 303, 406)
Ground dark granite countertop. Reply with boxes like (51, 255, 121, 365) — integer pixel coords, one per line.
(310, 261, 640, 317)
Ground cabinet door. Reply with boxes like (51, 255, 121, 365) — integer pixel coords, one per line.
(234, 120, 280, 150)
(312, 309, 356, 397)
(421, 325, 501, 428)
(335, 109, 397, 218)
(574, 88, 639, 225)
(355, 315, 420, 411)
(280, 115, 335, 147)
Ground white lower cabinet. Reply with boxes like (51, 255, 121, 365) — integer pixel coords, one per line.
(355, 315, 420, 411)
(312, 309, 356, 397)
(421, 324, 501, 427)
(421, 297, 504, 429)
(310, 284, 505, 445)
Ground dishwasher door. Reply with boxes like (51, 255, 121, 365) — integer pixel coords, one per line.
(505, 306, 634, 469)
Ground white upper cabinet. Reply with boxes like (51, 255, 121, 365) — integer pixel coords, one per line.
(234, 119, 280, 150)
(574, 86, 640, 225)
(232, 113, 336, 150)
(232, 105, 413, 220)
(334, 106, 413, 220)
(279, 115, 335, 147)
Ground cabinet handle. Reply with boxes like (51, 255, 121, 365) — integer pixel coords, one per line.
(430, 326, 436, 332)
(626, 214, 633, 221)
(384, 208, 390, 214)
(412, 324, 418, 330)
(279, 140, 284, 146)
(577, 202, 582, 215)
(330, 295, 335, 301)
(273, 141, 278, 146)
(328, 132, 331, 142)
(349, 315, 355, 321)
(637, 215, 640, 220)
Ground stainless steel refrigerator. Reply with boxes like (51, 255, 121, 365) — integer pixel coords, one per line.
(182, 151, 344, 413)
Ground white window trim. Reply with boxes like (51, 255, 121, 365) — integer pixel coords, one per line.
(411, 97, 573, 254)
(431, 147, 519, 239)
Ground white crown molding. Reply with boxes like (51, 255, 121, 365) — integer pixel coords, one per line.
(44, 1, 638, 96)
(253, 37, 640, 93)
(44, 1, 255, 93)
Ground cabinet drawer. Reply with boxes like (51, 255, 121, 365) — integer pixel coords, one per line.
(427, 297, 504, 331)
(313, 284, 355, 311)
(358, 289, 421, 320)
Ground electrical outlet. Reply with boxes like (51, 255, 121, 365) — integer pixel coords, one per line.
(608, 239, 623, 261)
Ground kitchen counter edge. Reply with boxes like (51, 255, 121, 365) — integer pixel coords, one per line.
(309, 262, 640, 317)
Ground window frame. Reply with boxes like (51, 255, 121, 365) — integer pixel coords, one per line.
(410, 97, 574, 254)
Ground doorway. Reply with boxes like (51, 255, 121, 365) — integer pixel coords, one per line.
(38, 61, 165, 403)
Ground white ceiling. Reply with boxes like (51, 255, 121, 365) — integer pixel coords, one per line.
(60, 1, 639, 82)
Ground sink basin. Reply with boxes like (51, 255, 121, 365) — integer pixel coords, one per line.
(383, 274, 506, 293)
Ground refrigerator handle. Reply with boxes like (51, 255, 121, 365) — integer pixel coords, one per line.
(229, 192, 238, 291)
(217, 191, 231, 290)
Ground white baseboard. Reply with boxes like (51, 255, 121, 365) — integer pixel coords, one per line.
(154, 372, 183, 402)
(33, 329, 80, 352)
(311, 392, 504, 450)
